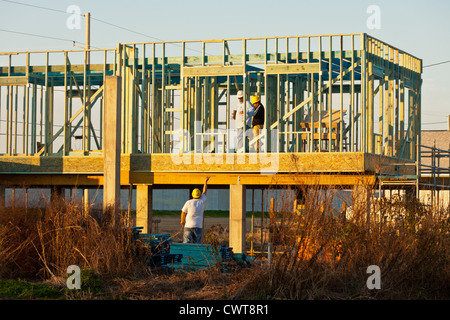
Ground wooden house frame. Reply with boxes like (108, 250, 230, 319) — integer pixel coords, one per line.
(0, 33, 426, 250)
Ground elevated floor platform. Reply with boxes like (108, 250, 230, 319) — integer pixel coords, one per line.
(0, 152, 414, 188)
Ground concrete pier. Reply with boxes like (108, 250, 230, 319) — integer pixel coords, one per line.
(136, 185, 153, 234)
(103, 76, 122, 215)
(229, 184, 246, 253)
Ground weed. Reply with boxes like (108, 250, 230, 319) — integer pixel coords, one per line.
(0, 196, 147, 280)
(232, 184, 449, 300)
(0, 279, 63, 299)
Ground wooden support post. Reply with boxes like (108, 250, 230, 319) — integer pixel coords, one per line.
(269, 197, 275, 244)
(83, 188, 90, 214)
(122, 45, 138, 154)
(328, 36, 333, 152)
(394, 50, 400, 156)
(103, 76, 122, 218)
(318, 36, 323, 151)
(83, 49, 90, 155)
(389, 50, 395, 157)
(63, 52, 70, 155)
(46, 85, 54, 154)
(361, 34, 367, 153)
(350, 35, 355, 152)
(229, 184, 246, 254)
(85, 12, 90, 65)
(415, 81, 422, 162)
(136, 185, 153, 234)
(367, 40, 375, 154)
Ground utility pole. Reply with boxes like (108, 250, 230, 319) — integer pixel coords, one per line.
(85, 12, 90, 64)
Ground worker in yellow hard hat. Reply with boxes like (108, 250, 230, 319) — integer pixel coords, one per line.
(180, 176, 210, 243)
(251, 95, 264, 152)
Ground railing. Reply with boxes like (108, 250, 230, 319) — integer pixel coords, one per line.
(419, 144, 450, 181)
(417, 143, 450, 210)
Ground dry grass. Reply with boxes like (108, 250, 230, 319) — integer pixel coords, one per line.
(0, 195, 147, 281)
(0, 185, 448, 300)
(232, 185, 450, 300)
(101, 269, 239, 300)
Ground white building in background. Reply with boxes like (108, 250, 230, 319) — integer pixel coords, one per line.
(419, 120, 450, 209)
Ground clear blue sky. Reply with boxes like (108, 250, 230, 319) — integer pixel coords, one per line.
(1, 0, 449, 129)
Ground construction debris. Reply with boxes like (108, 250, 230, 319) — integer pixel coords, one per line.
(131, 227, 252, 272)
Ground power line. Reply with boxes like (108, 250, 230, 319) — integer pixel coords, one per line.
(1, 0, 202, 54)
(89, 16, 164, 42)
(0, 28, 85, 46)
(0, 0, 91, 48)
(3, 0, 450, 61)
(1, 0, 67, 14)
(1, 0, 164, 42)
(422, 121, 447, 125)
(423, 60, 450, 68)
(422, 112, 448, 117)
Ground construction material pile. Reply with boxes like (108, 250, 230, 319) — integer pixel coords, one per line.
(131, 227, 251, 272)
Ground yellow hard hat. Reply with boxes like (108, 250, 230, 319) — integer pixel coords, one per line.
(251, 95, 260, 104)
(192, 188, 201, 199)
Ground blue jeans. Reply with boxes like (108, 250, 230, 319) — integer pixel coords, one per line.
(183, 227, 203, 244)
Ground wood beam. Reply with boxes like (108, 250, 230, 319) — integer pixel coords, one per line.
(265, 63, 320, 74)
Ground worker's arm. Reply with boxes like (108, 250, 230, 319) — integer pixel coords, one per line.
(202, 176, 210, 196)
(180, 211, 187, 226)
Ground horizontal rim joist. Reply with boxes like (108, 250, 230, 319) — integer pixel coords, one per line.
(0, 172, 377, 189)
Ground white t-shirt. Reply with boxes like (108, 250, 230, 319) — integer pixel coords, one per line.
(235, 100, 254, 129)
(181, 193, 207, 228)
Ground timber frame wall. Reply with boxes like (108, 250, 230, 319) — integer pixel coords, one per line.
(0, 33, 422, 187)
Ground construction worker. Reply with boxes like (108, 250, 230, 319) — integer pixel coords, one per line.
(180, 176, 210, 243)
(232, 90, 254, 152)
(251, 95, 265, 152)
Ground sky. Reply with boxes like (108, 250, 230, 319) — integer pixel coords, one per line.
(0, 0, 449, 130)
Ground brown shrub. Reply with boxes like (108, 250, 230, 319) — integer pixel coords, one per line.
(0, 196, 146, 280)
(232, 185, 449, 300)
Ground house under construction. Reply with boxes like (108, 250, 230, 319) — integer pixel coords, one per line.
(0, 33, 448, 253)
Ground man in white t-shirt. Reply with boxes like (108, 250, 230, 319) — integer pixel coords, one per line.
(180, 176, 210, 243)
(232, 90, 254, 152)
